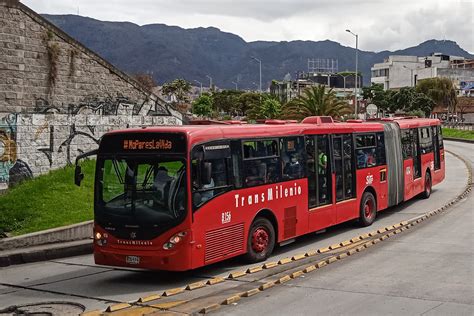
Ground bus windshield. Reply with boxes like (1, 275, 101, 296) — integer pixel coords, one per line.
(96, 157, 187, 228)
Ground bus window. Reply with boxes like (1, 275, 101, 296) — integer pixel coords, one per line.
(281, 137, 305, 180)
(316, 135, 331, 205)
(343, 134, 355, 199)
(376, 132, 386, 166)
(412, 128, 421, 178)
(355, 133, 377, 169)
(306, 135, 331, 207)
(243, 139, 280, 187)
(419, 127, 433, 154)
(191, 142, 233, 209)
(401, 129, 413, 160)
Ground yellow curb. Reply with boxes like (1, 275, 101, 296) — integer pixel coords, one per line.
(372, 239, 380, 244)
(200, 303, 221, 314)
(303, 265, 316, 273)
(356, 245, 365, 252)
(363, 242, 373, 248)
(162, 287, 185, 297)
(347, 248, 357, 255)
(340, 240, 352, 247)
(315, 261, 327, 268)
(290, 270, 304, 278)
(278, 257, 292, 265)
(228, 271, 247, 279)
(317, 247, 330, 253)
(259, 281, 276, 291)
(138, 294, 161, 303)
(368, 231, 378, 237)
(222, 295, 241, 305)
(380, 235, 388, 241)
(400, 221, 409, 225)
(105, 303, 131, 313)
(305, 250, 318, 257)
(359, 233, 370, 239)
(350, 237, 362, 242)
(292, 254, 306, 261)
(263, 262, 278, 269)
(243, 288, 261, 297)
(246, 266, 263, 274)
(393, 223, 402, 229)
(326, 256, 337, 264)
(394, 229, 402, 234)
(328, 243, 340, 250)
(81, 310, 102, 316)
(207, 277, 225, 285)
(186, 281, 207, 291)
(276, 275, 292, 284)
(377, 228, 387, 234)
(337, 253, 348, 260)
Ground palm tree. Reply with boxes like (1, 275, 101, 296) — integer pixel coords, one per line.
(283, 85, 350, 120)
(416, 77, 457, 115)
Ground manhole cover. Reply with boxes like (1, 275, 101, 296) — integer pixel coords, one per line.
(0, 301, 85, 315)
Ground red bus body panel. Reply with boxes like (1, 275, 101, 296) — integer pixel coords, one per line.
(93, 118, 444, 271)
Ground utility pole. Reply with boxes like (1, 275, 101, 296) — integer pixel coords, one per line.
(346, 29, 359, 117)
(232, 81, 238, 90)
(206, 75, 213, 90)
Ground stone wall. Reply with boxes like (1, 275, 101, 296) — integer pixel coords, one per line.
(0, 0, 182, 190)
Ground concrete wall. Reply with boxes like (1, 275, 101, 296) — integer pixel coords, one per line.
(0, 1, 182, 190)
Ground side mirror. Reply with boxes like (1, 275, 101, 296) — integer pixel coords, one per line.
(201, 162, 212, 185)
(75, 165, 84, 186)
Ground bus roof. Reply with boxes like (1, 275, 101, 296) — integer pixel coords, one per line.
(105, 117, 440, 146)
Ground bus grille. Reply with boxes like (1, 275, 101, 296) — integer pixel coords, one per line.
(205, 223, 245, 263)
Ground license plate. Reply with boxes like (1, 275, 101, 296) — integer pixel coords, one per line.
(126, 255, 140, 265)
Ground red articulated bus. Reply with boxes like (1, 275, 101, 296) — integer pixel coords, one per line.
(75, 116, 445, 271)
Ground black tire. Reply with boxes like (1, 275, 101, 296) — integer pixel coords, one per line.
(359, 191, 377, 227)
(244, 217, 275, 263)
(421, 172, 432, 199)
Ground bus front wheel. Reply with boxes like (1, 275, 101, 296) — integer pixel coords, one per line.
(359, 192, 377, 227)
(245, 217, 275, 263)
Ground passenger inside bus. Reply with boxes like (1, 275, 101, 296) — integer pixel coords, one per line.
(153, 166, 172, 201)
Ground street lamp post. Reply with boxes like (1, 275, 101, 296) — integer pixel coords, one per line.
(206, 75, 213, 90)
(251, 56, 262, 92)
(232, 81, 238, 90)
(194, 80, 203, 95)
(346, 29, 358, 117)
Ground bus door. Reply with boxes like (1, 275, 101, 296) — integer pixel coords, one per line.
(333, 134, 356, 223)
(306, 135, 334, 231)
(431, 126, 441, 170)
(412, 128, 422, 192)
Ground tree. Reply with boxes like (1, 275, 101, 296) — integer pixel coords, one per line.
(390, 87, 417, 113)
(410, 93, 435, 117)
(259, 97, 282, 119)
(192, 94, 213, 117)
(416, 77, 457, 114)
(161, 78, 192, 105)
(212, 90, 243, 116)
(282, 85, 350, 120)
(238, 92, 262, 117)
(362, 83, 391, 112)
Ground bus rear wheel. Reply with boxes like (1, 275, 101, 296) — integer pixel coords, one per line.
(359, 192, 377, 227)
(245, 217, 275, 263)
(421, 172, 432, 199)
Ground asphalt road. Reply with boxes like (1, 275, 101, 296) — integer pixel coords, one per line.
(216, 140, 474, 316)
(0, 141, 471, 314)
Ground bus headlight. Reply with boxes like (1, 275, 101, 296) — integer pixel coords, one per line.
(95, 232, 108, 246)
(163, 231, 187, 250)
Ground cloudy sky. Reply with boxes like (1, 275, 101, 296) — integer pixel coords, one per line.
(23, 0, 473, 53)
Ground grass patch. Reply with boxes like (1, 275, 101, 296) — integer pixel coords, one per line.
(442, 128, 474, 140)
(0, 160, 95, 236)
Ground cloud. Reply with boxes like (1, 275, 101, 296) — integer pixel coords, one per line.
(22, 0, 473, 53)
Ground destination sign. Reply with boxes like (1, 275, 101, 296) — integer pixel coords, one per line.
(99, 132, 186, 154)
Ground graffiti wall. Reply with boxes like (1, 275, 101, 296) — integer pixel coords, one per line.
(0, 95, 179, 190)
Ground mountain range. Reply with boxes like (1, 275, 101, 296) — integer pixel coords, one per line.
(44, 14, 474, 89)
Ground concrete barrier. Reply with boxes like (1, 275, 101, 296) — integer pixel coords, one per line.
(0, 220, 93, 251)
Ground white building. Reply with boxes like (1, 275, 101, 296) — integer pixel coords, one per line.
(371, 54, 474, 90)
